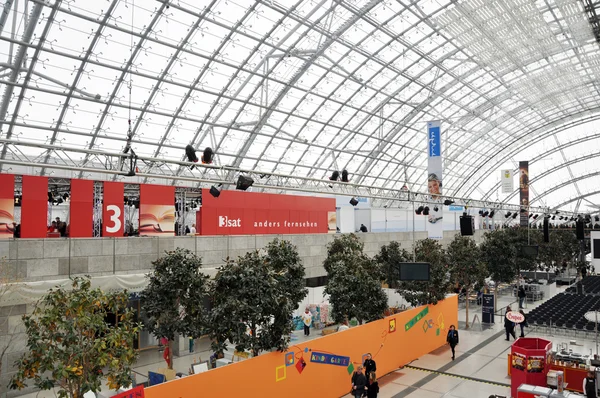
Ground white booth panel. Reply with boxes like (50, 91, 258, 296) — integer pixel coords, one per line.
(338, 207, 355, 233)
(371, 209, 386, 232)
(354, 208, 371, 232)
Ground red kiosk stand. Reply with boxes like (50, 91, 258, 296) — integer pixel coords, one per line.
(510, 337, 553, 398)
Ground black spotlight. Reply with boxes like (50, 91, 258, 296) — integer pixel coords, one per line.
(479, 210, 483, 216)
(185, 144, 199, 169)
(433, 206, 439, 212)
(201, 147, 214, 164)
(349, 197, 359, 206)
(483, 211, 489, 217)
(329, 171, 340, 181)
(505, 212, 511, 218)
(63, 193, 69, 201)
(423, 206, 430, 216)
(533, 214, 539, 219)
(512, 213, 518, 219)
(489, 210, 495, 218)
(416, 206, 424, 215)
(595, 216, 599, 222)
(444, 199, 454, 206)
(48, 192, 53, 202)
(529, 214, 533, 218)
(341, 169, 349, 183)
(236, 175, 254, 191)
(210, 184, 222, 198)
(551, 215, 555, 220)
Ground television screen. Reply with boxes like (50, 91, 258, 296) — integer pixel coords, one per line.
(398, 262, 431, 281)
(594, 240, 600, 259)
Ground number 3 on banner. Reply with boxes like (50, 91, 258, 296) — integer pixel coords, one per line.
(106, 205, 122, 233)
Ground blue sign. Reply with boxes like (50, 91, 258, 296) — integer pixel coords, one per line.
(448, 205, 464, 212)
(309, 351, 350, 367)
(428, 126, 441, 157)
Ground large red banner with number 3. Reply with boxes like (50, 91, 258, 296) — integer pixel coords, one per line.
(102, 182, 124, 237)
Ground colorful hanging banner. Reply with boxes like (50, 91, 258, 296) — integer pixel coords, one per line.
(139, 184, 175, 236)
(519, 161, 529, 227)
(501, 169, 514, 194)
(426, 121, 443, 240)
(0, 174, 15, 239)
(69, 179, 94, 238)
(21, 175, 48, 238)
(102, 181, 124, 237)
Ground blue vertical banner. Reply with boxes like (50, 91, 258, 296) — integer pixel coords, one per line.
(427, 121, 443, 240)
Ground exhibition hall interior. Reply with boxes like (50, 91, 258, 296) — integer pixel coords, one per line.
(3, 0, 600, 397)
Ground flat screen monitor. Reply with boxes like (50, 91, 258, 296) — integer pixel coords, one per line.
(398, 262, 431, 281)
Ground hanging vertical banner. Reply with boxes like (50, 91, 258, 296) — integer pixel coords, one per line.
(519, 161, 529, 227)
(139, 184, 175, 236)
(427, 121, 443, 240)
(21, 175, 48, 238)
(501, 169, 514, 194)
(0, 174, 15, 238)
(103, 181, 124, 237)
(69, 179, 94, 238)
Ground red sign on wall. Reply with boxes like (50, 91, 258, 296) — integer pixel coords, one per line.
(102, 181, 124, 237)
(69, 179, 94, 238)
(139, 184, 175, 236)
(21, 175, 48, 238)
(0, 174, 15, 239)
(197, 189, 335, 235)
(112, 385, 144, 398)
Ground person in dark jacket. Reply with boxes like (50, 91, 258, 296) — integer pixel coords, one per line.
(518, 286, 526, 309)
(446, 325, 459, 360)
(519, 310, 528, 338)
(367, 372, 379, 398)
(583, 370, 597, 398)
(505, 306, 516, 341)
(363, 353, 376, 390)
(351, 366, 367, 398)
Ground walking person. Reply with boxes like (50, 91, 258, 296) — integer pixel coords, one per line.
(301, 308, 312, 337)
(584, 370, 598, 398)
(519, 310, 528, 338)
(363, 353, 376, 391)
(351, 366, 367, 398)
(518, 285, 526, 309)
(505, 306, 516, 341)
(366, 373, 379, 398)
(446, 325, 459, 360)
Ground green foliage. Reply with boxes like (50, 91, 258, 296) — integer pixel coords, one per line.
(324, 235, 387, 324)
(140, 248, 211, 368)
(395, 239, 450, 307)
(537, 229, 580, 271)
(374, 241, 412, 289)
(481, 229, 518, 284)
(209, 240, 307, 356)
(447, 234, 487, 328)
(10, 277, 139, 398)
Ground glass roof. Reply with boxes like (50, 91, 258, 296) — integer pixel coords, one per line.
(1, 0, 600, 212)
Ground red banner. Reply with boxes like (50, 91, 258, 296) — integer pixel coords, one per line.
(139, 184, 175, 236)
(69, 179, 94, 238)
(102, 181, 124, 237)
(198, 189, 335, 235)
(0, 174, 15, 238)
(111, 385, 144, 398)
(21, 175, 48, 238)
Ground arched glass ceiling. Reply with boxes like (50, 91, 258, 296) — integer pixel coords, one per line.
(1, 0, 600, 211)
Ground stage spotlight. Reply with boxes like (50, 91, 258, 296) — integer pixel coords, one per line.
(533, 214, 539, 219)
(505, 212, 511, 218)
(341, 169, 349, 183)
(416, 206, 424, 215)
(433, 206, 439, 212)
(489, 211, 495, 218)
(329, 171, 340, 181)
(63, 193, 69, 201)
(559, 216, 563, 220)
(349, 197, 359, 206)
(236, 175, 254, 191)
(529, 214, 533, 218)
(210, 184, 222, 198)
(595, 216, 599, 222)
(479, 210, 483, 216)
(201, 147, 214, 164)
(512, 213, 518, 219)
(444, 199, 454, 206)
(423, 206, 430, 216)
(552, 215, 556, 220)
(483, 211, 489, 217)
(185, 144, 199, 169)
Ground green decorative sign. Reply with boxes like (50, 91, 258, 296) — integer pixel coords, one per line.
(347, 363, 355, 375)
(404, 307, 429, 331)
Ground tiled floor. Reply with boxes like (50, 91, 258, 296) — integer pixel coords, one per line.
(18, 286, 582, 398)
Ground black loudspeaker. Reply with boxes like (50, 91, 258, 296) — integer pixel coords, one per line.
(576, 221, 585, 240)
(349, 197, 359, 206)
(236, 175, 254, 191)
(459, 215, 474, 236)
(543, 218, 549, 243)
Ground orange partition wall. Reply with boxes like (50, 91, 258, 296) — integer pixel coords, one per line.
(144, 296, 458, 398)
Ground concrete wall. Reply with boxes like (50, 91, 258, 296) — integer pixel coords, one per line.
(0, 230, 484, 283)
(0, 230, 484, 396)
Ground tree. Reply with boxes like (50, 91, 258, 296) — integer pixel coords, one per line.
(447, 234, 487, 328)
(323, 234, 387, 324)
(374, 241, 412, 289)
(9, 277, 139, 398)
(140, 248, 210, 370)
(209, 241, 306, 357)
(395, 238, 449, 307)
(0, 257, 21, 379)
(537, 229, 579, 271)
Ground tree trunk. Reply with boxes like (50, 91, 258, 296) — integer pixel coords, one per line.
(168, 339, 174, 370)
(494, 283, 498, 314)
(465, 288, 470, 329)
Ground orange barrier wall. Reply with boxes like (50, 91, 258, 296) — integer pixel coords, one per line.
(144, 296, 458, 398)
